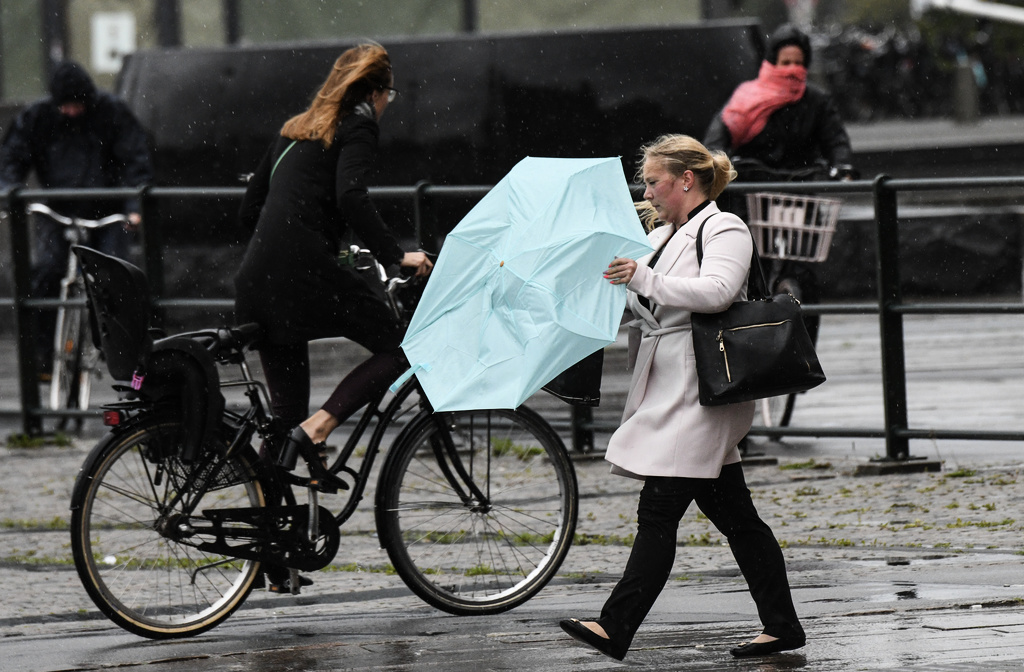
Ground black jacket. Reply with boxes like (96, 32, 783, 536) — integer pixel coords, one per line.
(703, 82, 853, 177)
(0, 90, 152, 217)
(234, 110, 406, 344)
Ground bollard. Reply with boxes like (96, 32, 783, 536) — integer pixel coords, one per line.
(953, 61, 980, 124)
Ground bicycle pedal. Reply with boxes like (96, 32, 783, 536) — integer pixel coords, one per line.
(278, 469, 349, 494)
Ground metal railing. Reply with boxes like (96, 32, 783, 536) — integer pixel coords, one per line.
(2, 176, 1023, 462)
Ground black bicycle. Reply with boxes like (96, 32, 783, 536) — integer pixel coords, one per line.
(730, 158, 845, 428)
(68, 245, 578, 639)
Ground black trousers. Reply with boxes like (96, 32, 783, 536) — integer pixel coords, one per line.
(596, 463, 804, 648)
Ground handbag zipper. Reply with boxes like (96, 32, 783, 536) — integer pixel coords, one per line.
(715, 320, 792, 383)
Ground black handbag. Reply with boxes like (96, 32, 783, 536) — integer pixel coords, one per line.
(690, 216, 825, 406)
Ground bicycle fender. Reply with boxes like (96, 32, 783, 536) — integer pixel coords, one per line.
(69, 416, 158, 512)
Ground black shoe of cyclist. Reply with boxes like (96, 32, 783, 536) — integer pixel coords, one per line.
(265, 566, 313, 595)
(277, 426, 348, 494)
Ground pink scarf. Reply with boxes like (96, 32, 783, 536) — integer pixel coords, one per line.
(721, 61, 807, 150)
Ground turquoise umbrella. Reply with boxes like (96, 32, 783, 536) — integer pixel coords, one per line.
(392, 156, 653, 412)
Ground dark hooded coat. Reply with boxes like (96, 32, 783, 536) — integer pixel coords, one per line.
(703, 24, 853, 176)
(0, 61, 153, 217)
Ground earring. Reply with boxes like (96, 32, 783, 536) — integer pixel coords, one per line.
(683, 185, 690, 192)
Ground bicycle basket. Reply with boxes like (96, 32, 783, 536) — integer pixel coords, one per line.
(745, 192, 841, 262)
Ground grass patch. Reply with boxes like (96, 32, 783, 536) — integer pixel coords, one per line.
(946, 518, 1014, 529)
(6, 432, 74, 448)
(491, 438, 544, 461)
(325, 562, 398, 575)
(0, 516, 69, 530)
(1, 552, 75, 566)
(780, 459, 831, 471)
(946, 468, 977, 478)
(574, 532, 634, 547)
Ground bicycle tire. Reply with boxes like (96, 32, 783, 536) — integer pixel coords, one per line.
(756, 394, 797, 428)
(50, 281, 84, 412)
(70, 416, 265, 639)
(375, 406, 578, 615)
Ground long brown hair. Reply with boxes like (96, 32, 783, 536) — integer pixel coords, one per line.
(280, 42, 392, 147)
(634, 134, 736, 230)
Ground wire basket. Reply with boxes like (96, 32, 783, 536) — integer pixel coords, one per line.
(745, 192, 841, 262)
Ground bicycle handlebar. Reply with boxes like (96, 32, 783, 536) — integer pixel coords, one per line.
(731, 157, 858, 182)
(346, 244, 433, 321)
(26, 202, 132, 229)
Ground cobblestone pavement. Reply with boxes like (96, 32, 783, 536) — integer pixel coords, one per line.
(2, 437, 1023, 628)
(0, 312, 1022, 670)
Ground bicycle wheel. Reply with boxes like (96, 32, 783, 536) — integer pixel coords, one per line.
(50, 281, 84, 411)
(70, 416, 265, 639)
(375, 406, 577, 615)
(755, 394, 797, 428)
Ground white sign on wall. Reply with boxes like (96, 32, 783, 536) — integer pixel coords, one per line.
(91, 12, 137, 74)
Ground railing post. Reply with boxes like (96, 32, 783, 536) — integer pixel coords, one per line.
(5, 189, 44, 436)
(413, 180, 438, 253)
(571, 406, 595, 453)
(137, 186, 166, 328)
(872, 175, 910, 461)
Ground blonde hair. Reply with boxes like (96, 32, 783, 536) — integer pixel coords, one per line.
(634, 134, 737, 229)
(280, 42, 392, 147)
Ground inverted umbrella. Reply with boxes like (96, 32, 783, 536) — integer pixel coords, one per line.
(393, 156, 653, 412)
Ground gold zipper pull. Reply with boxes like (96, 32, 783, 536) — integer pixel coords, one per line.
(716, 330, 731, 381)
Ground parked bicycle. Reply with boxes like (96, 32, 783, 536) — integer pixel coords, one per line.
(68, 245, 578, 639)
(25, 203, 131, 420)
(730, 159, 846, 428)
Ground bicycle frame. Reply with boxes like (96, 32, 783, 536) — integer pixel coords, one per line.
(72, 247, 577, 635)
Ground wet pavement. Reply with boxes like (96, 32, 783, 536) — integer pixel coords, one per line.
(0, 311, 1023, 670)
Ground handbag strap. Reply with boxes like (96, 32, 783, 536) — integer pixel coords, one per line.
(269, 140, 297, 183)
(695, 213, 770, 301)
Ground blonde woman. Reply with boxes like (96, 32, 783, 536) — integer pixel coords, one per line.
(560, 134, 804, 660)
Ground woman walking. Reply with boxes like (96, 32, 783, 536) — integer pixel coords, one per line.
(559, 134, 805, 660)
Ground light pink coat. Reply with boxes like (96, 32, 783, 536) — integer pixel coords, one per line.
(605, 203, 756, 480)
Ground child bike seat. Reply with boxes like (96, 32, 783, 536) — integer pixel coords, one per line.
(74, 246, 224, 463)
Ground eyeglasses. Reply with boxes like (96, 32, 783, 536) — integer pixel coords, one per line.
(384, 87, 399, 103)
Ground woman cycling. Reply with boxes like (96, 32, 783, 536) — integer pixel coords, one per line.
(235, 43, 432, 500)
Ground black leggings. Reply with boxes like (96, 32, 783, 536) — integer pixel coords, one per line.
(258, 342, 409, 431)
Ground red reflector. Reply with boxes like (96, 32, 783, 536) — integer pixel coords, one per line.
(103, 411, 122, 426)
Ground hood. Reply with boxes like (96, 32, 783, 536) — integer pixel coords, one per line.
(50, 61, 97, 107)
(767, 24, 812, 68)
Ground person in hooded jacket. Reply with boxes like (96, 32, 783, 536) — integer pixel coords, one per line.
(703, 23, 854, 179)
(0, 61, 152, 370)
(703, 24, 855, 383)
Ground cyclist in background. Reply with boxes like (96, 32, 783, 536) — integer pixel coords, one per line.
(703, 23, 857, 346)
(703, 23, 855, 184)
(0, 61, 152, 376)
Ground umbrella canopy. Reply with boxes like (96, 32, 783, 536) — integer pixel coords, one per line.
(394, 156, 653, 412)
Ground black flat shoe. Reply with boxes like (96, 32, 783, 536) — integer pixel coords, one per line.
(278, 426, 348, 494)
(559, 618, 628, 661)
(730, 635, 806, 657)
